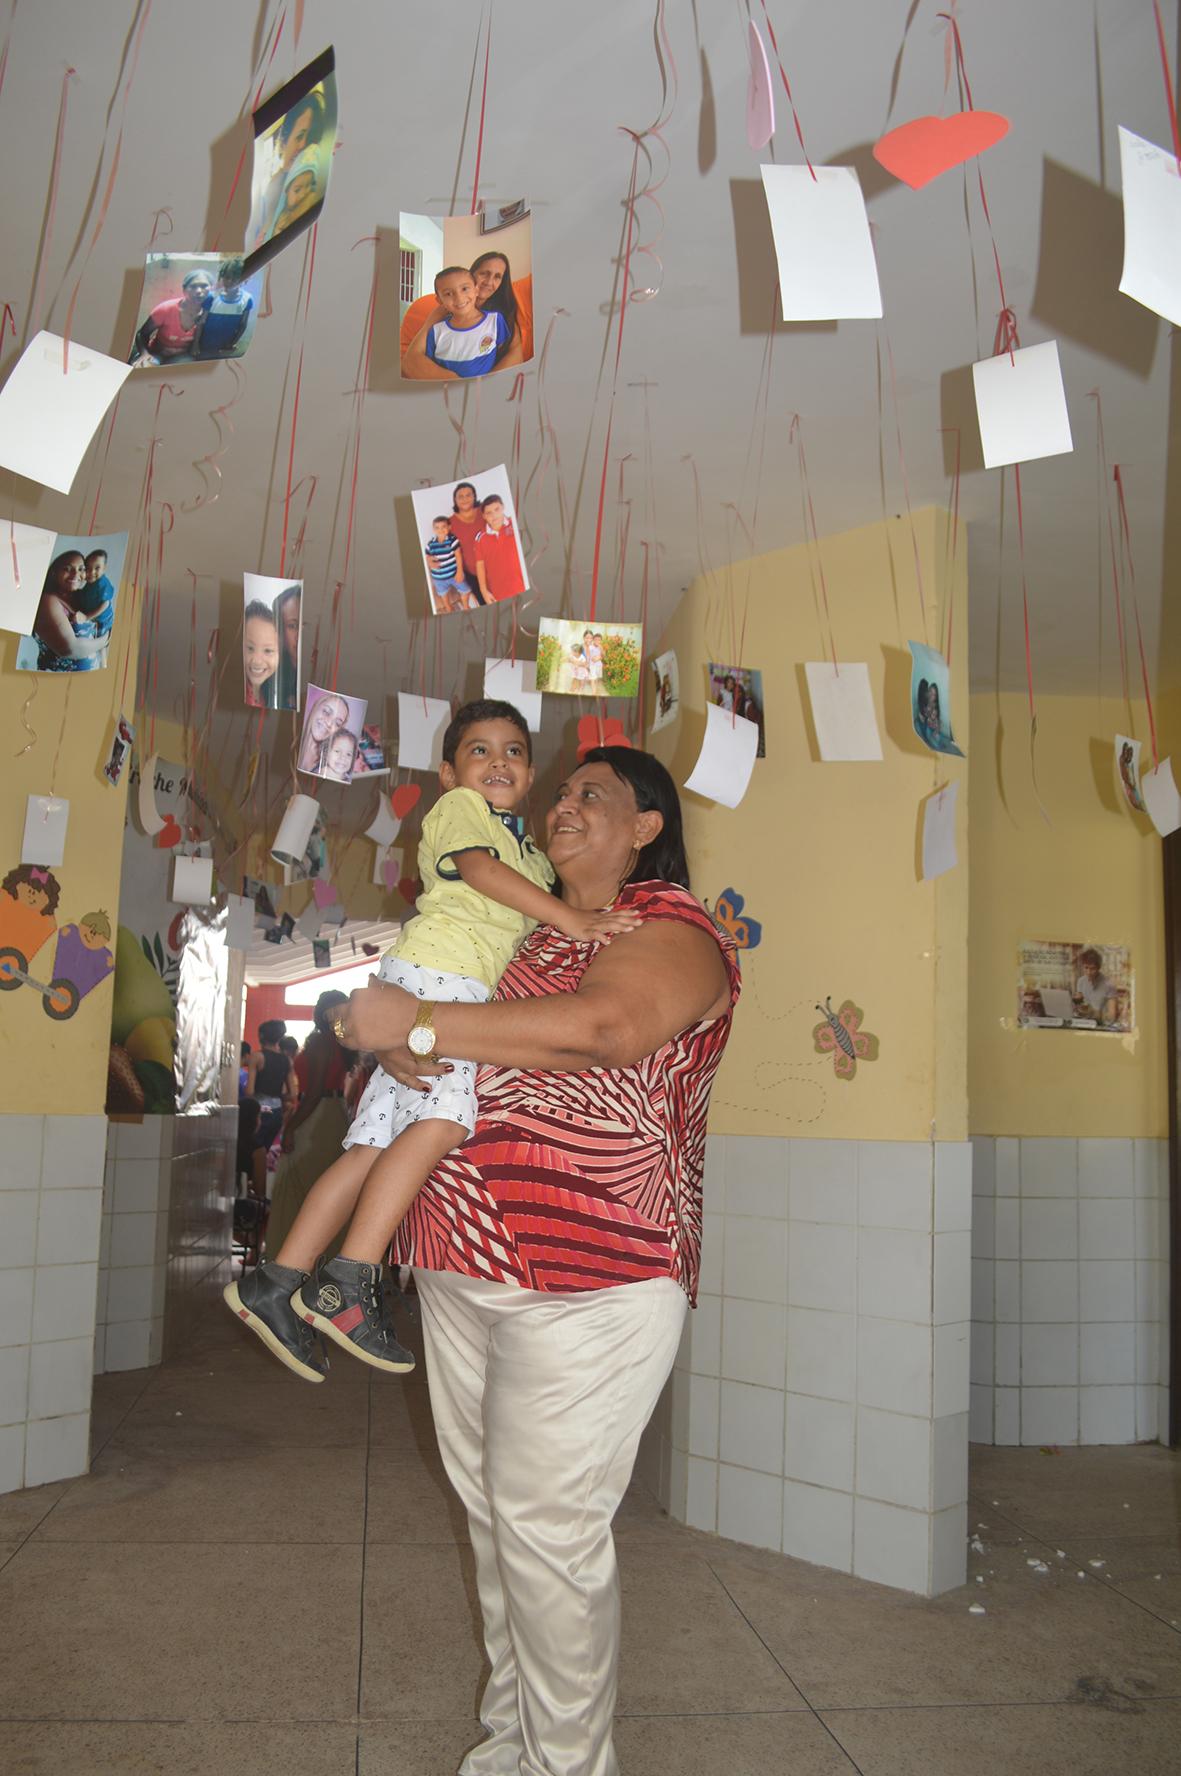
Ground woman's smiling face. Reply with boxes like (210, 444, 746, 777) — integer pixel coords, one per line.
(474, 257, 506, 302)
(310, 695, 347, 742)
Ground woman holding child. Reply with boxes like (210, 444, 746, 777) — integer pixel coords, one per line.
(400, 250, 529, 381)
(30, 552, 111, 671)
(286, 728, 739, 1776)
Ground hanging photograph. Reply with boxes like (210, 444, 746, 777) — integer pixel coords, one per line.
(707, 662, 765, 758)
(14, 531, 127, 673)
(908, 640, 964, 758)
(535, 619, 643, 698)
(129, 254, 262, 367)
(242, 574, 302, 710)
(399, 203, 533, 382)
(243, 47, 337, 275)
(353, 723, 389, 776)
(649, 650, 680, 732)
(1114, 734, 1147, 814)
(1016, 940, 1133, 1033)
(297, 683, 369, 784)
(409, 465, 528, 611)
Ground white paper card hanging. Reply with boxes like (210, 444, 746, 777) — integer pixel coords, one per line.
(272, 793, 320, 867)
(1142, 757, 1181, 838)
(684, 704, 760, 808)
(171, 854, 214, 905)
(137, 752, 166, 836)
(397, 692, 450, 771)
(21, 794, 68, 866)
(0, 522, 56, 636)
(296, 901, 323, 942)
(225, 894, 256, 950)
(760, 163, 883, 321)
(921, 781, 959, 880)
(971, 339, 1073, 469)
(0, 331, 132, 494)
(483, 656, 543, 731)
(804, 661, 883, 761)
(365, 797, 401, 848)
(1118, 125, 1181, 329)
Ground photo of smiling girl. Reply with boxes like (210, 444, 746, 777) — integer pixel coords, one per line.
(297, 684, 367, 784)
(243, 601, 280, 708)
(242, 574, 302, 711)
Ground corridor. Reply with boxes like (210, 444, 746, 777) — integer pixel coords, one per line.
(0, 1296, 1178, 1774)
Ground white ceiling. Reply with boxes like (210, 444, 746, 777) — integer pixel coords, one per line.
(1, 0, 1178, 804)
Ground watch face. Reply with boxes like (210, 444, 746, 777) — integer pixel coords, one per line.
(407, 1024, 436, 1057)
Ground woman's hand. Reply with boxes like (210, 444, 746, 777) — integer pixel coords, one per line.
(548, 904, 644, 945)
(374, 1046, 452, 1095)
(341, 976, 418, 1052)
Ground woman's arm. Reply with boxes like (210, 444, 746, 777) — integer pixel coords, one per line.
(33, 596, 107, 659)
(498, 324, 524, 368)
(403, 316, 459, 381)
(453, 850, 640, 944)
(348, 916, 731, 1079)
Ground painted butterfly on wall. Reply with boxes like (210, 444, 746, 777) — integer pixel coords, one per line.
(707, 886, 762, 959)
(812, 996, 880, 1081)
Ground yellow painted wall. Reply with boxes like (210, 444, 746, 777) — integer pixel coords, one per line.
(651, 507, 969, 1142)
(0, 626, 137, 1114)
(968, 692, 1167, 1137)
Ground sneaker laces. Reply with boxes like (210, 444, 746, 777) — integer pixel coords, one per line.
(360, 1271, 399, 1346)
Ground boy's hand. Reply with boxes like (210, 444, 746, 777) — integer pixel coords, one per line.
(550, 905, 643, 945)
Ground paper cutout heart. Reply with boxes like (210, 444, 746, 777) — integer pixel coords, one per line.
(154, 814, 182, 849)
(746, 20, 775, 152)
(312, 879, 338, 909)
(576, 715, 632, 760)
(873, 110, 1009, 190)
(362, 942, 380, 956)
(381, 858, 398, 890)
(397, 875, 419, 904)
(391, 783, 421, 819)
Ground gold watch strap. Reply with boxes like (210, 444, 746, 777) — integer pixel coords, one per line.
(411, 1001, 436, 1032)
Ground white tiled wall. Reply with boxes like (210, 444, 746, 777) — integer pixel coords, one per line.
(96, 1110, 236, 1374)
(968, 1136, 1169, 1447)
(638, 1132, 971, 1597)
(0, 1113, 106, 1494)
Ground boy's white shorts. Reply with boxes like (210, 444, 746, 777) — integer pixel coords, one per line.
(342, 956, 489, 1149)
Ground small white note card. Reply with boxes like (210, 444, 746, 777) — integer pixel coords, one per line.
(138, 751, 166, 835)
(0, 331, 132, 494)
(225, 894, 256, 951)
(1118, 125, 1181, 329)
(365, 796, 401, 848)
(685, 704, 760, 808)
(761, 163, 883, 321)
(921, 781, 959, 880)
(296, 901, 323, 942)
(0, 522, 56, 636)
(21, 794, 68, 867)
(1142, 757, 1181, 838)
(397, 692, 450, 771)
(484, 655, 543, 731)
(972, 339, 1073, 469)
(804, 661, 883, 761)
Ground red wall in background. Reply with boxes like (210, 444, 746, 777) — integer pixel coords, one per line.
(242, 980, 322, 1051)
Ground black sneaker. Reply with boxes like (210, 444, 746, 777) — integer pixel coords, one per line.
(224, 1264, 327, 1383)
(293, 1258, 416, 1374)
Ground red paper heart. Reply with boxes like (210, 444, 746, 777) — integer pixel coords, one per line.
(154, 813, 182, 849)
(397, 875, 420, 904)
(873, 110, 1009, 190)
(576, 715, 632, 761)
(391, 783, 422, 819)
(312, 879, 338, 909)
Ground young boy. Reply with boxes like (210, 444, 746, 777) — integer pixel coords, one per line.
(473, 494, 526, 603)
(225, 701, 638, 1381)
(192, 257, 255, 360)
(75, 550, 116, 645)
(423, 266, 509, 379)
(424, 516, 475, 613)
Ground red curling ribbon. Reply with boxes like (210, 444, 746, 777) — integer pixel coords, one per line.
(939, 425, 962, 667)
(1153, 0, 1181, 172)
(212, 6, 287, 251)
(0, 0, 18, 108)
(589, 142, 642, 622)
(1009, 464, 1049, 823)
(790, 414, 838, 671)
(939, 13, 1014, 344)
(0, 300, 14, 343)
(28, 66, 76, 349)
(279, 223, 319, 576)
(1088, 390, 1131, 714)
(757, 0, 816, 177)
(882, 323, 927, 633)
(1112, 463, 1160, 770)
(182, 358, 246, 514)
(470, 6, 492, 215)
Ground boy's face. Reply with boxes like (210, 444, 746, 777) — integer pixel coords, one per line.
(440, 717, 533, 812)
(433, 520, 450, 539)
(244, 615, 279, 687)
(285, 171, 316, 212)
(80, 921, 107, 950)
(86, 556, 106, 584)
(219, 274, 243, 298)
(436, 272, 479, 319)
(482, 499, 505, 531)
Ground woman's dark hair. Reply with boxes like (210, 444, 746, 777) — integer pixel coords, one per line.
(273, 583, 301, 708)
(581, 747, 690, 890)
(451, 481, 478, 512)
(470, 251, 517, 366)
(243, 598, 277, 629)
(279, 89, 325, 149)
(258, 1019, 286, 1045)
(315, 989, 355, 1067)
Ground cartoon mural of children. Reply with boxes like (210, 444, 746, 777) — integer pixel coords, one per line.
(51, 910, 115, 1005)
(0, 864, 61, 969)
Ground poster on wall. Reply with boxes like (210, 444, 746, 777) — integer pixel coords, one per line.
(399, 203, 533, 381)
(1016, 939, 1133, 1033)
(14, 532, 127, 673)
(0, 864, 115, 1023)
(244, 47, 337, 274)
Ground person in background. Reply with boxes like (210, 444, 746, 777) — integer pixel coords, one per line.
(1074, 947, 1118, 1023)
(192, 257, 255, 360)
(246, 1020, 296, 1149)
(77, 550, 116, 649)
(239, 1041, 252, 1099)
(473, 495, 525, 604)
(129, 267, 213, 364)
(262, 992, 353, 1262)
(236, 1097, 269, 1199)
(279, 1034, 300, 1068)
(274, 584, 302, 711)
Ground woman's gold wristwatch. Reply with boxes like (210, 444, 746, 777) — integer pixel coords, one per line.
(407, 1002, 438, 1057)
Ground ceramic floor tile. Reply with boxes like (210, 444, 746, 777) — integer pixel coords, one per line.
(970, 1444, 1180, 1538)
(0, 1722, 359, 1775)
(358, 1718, 485, 1774)
(0, 1481, 69, 1540)
(1106, 1570, 1181, 1629)
(34, 1438, 368, 1544)
(0, 1542, 21, 1571)
(364, 1447, 469, 1545)
(615, 1711, 858, 1774)
(112, 1369, 372, 1450)
(0, 1543, 362, 1721)
(1048, 1530, 1181, 1576)
(821, 1698, 1181, 1775)
(618, 1546, 807, 1715)
(360, 1543, 488, 1720)
(706, 1535, 1181, 1710)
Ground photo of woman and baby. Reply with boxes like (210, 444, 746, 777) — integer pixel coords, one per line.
(129, 254, 261, 367)
(399, 206, 533, 382)
(409, 467, 529, 616)
(297, 685, 369, 786)
(241, 576, 301, 711)
(15, 532, 126, 673)
(244, 51, 337, 274)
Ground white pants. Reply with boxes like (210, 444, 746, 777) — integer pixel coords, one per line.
(414, 1269, 687, 1776)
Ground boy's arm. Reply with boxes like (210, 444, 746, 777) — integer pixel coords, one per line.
(404, 321, 460, 381)
(475, 557, 490, 600)
(452, 849, 642, 943)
